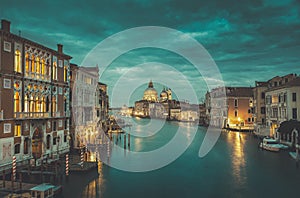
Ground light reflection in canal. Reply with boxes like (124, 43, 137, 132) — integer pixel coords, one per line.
(81, 161, 105, 198)
(227, 132, 247, 187)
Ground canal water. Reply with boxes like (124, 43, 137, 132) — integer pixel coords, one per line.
(63, 118, 300, 198)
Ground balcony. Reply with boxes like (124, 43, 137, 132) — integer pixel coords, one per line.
(15, 112, 51, 119)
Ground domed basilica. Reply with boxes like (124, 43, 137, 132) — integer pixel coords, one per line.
(143, 80, 158, 102)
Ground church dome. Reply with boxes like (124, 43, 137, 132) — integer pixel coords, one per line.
(143, 80, 158, 102)
(160, 88, 168, 102)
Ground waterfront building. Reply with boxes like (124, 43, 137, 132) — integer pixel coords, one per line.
(142, 80, 158, 102)
(134, 81, 198, 122)
(277, 119, 300, 149)
(133, 100, 150, 117)
(0, 19, 71, 170)
(198, 104, 206, 125)
(206, 87, 254, 130)
(97, 82, 109, 133)
(265, 76, 300, 139)
(205, 87, 228, 128)
(169, 108, 181, 120)
(226, 87, 254, 130)
(149, 102, 168, 119)
(253, 73, 297, 137)
(134, 81, 159, 117)
(120, 105, 133, 116)
(69, 65, 109, 148)
(252, 81, 268, 136)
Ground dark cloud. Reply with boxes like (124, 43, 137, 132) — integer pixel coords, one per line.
(1, 0, 299, 105)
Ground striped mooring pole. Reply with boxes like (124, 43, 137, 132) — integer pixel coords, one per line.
(80, 149, 84, 168)
(65, 154, 69, 176)
(12, 156, 16, 181)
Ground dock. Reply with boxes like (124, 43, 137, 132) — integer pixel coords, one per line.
(0, 180, 36, 197)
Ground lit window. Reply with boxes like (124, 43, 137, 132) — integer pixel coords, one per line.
(53, 56, 57, 80)
(31, 55, 35, 73)
(36, 57, 40, 74)
(42, 96, 46, 112)
(14, 91, 21, 112)
(25, 53, 30, 75)
(14, 49, 22, 73)
(24, 94, 29, 112)
(30, 95, 35, 113)
(35, 96, 41, 113)
(52, 96, 57, 112)
(14, 124, 21, 137)
(64, 66, 68, 82)
(41, 59, 46, 76)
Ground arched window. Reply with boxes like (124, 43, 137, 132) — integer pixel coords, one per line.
(35, 96, 41, 113)
(24, 94, 29, 112)
(36, 57, 40, 74)
(24, 137, 29, 154)
(46, 135, 51, 149)
(31, 54, 35, 73)
(30, 95, 35, 113)
(46, 96, 50, 112)
(52, 96, 57, 113)
(14, 144, 21, 154)
(14, 91, 21, 112)
(25, 53, 30, 75)
(64, 97, 67, 112)
(64, 66, 68, 82)
(42, 96, 46, 113)
(41, 59, 46, 77)
(14, 49, 22, 73)
(53, 59, 57, 80)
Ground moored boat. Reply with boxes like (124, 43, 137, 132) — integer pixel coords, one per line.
(259, 138, 289, 152)
(29, 183, 62, 198)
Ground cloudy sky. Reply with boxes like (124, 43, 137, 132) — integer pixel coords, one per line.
(1, 0, 300, 106)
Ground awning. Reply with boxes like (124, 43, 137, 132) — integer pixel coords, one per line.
(277, 120, 300, 133)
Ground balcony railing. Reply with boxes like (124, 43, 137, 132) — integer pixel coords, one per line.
(15, 112, 51, 119)
(25, 72, 51, 82)
(14, 111, 71, 119)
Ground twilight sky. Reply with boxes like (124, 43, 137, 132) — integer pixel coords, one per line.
(1, 0, 300, 106)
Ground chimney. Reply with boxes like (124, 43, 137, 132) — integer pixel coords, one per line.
(1, 19, 11, 32)
(57, 44, 63, 54)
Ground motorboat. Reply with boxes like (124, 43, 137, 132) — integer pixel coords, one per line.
(259, 138, 289, 152)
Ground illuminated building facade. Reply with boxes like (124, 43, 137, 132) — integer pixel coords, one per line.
(253, 73, 297, 137)
(206, 87, 253, 130)
(226, 87, 254, 130)
(265, 76, 300, 138)
(0, 19, 71, 170)
(69, 65, 109, 148)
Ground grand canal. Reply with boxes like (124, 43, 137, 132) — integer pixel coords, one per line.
(63, 118, 300, 198)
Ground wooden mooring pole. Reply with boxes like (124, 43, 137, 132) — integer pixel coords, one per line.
(2, 170, 5, 188)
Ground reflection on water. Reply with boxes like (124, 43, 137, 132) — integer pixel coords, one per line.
(81, 161, 105, 197)
(227, 132, 247, 187)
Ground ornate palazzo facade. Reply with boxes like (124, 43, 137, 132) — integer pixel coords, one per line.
(0, 20, 71, 170)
